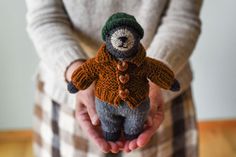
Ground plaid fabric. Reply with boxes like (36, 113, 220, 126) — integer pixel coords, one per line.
(33, 80, 198, 157)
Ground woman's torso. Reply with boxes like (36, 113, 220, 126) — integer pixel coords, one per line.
(62, 0, 169, 57)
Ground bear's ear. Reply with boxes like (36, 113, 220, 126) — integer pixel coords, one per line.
(132, 29, 141, 41)
(136, 35, 141, 41)
(105, 32, 110, 40)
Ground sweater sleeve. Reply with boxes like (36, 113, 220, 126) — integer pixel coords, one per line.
(146, 0, 202, 74)
(146, 57, 175, 90)
(71, 58, 99, 90)
(25, 0, 88, 81)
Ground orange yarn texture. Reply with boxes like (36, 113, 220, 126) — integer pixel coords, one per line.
(71, 44, 175, 109)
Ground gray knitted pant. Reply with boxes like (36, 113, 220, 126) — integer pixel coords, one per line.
(95, 97, 150, 141)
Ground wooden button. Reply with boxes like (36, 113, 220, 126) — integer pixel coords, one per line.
(119, 74, 130, 84)
(119, 89, 129, 99)
(117, 61, 128, 71)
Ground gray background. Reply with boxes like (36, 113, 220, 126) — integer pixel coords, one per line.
(0, 0, 235, 130)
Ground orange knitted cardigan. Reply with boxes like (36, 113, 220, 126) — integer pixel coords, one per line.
(71, 44, 175, 109)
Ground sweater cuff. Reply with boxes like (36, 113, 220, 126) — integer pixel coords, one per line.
(146, 45, 170, 68)
(64, 58, 87, 83)
(54, 46, 88, 82)
(146, 43, 186, 75)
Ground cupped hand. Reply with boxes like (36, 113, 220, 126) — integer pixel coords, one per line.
(123, 81, 164, 153)
(66, 61, 123, 153)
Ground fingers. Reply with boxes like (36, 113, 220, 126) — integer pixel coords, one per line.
(116, 141, 124, 149)
(137, 112, 164, 148)
(155, 104, 164, 127)
(108, 142, 120, 153)
(85, 97, 99, 125)
(123, 139, 138, 153)
(75, 87, 125, 153)
(75, 83, 99, 126)
(76, 103, 110, 153)
(147, 115, 153, 127)
(74, 82, 164, 153)
(76, 99, 99, 125)
(155, 111, 164, 127)
(136, 110, 164, 148)
(137, 127, 155, 147)
(124, 140, 131, 153)
(76, 102, 125, 153)
(129, 139, 138, 151)
(75, 103, 90, 122)
(93, 136, 110, 153)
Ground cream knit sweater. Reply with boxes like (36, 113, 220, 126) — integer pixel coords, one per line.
(25, 0, 202, 109)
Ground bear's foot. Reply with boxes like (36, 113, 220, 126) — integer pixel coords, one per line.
(103, 131, 121, 142)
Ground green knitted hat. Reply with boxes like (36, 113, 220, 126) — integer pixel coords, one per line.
(102, 12, 144, 41)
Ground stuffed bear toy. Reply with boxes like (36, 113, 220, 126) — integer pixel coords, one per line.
(67, 12, 180, 142)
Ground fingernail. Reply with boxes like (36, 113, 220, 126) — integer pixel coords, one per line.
(92, 115, 98, 125)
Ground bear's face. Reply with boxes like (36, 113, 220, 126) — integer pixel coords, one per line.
(105, 26, 141, 60)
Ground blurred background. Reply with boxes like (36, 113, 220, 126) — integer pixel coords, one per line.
(0, 0, 235, 157)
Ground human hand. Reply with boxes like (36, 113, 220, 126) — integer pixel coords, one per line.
(66, 61, 124, 153)
(123, 81, 164, 153)
(75, 83, 126, 153)
(66, 61, 84, 93)
(65, 60, 85, 82)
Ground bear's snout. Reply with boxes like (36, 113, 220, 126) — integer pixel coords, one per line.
(118, 36, 128, 43)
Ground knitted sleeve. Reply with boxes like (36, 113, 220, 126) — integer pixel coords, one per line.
(146, 0, 202, 74)
(71, 58, 98, 90)
(25, 0, 88, 81)
(146, 57, 175, 90)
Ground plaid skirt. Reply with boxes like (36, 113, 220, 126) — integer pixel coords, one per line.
(33, 80, 198, 157)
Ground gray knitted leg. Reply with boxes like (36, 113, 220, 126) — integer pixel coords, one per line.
(123, 99, 150, 140)
(95, 98, 124, 141)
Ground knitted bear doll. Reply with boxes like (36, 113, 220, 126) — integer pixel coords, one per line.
(67, 12, 180, 142)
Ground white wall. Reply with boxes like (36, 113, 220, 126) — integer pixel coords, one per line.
(0, 1, 38, 130)
(191, 0, 236, 120)
(0, 0, 235, 130)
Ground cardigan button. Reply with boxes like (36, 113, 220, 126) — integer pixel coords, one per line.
(119, 89, 129, 99)
(117, 61, 128, 71)
(119, 74, 130, 84)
